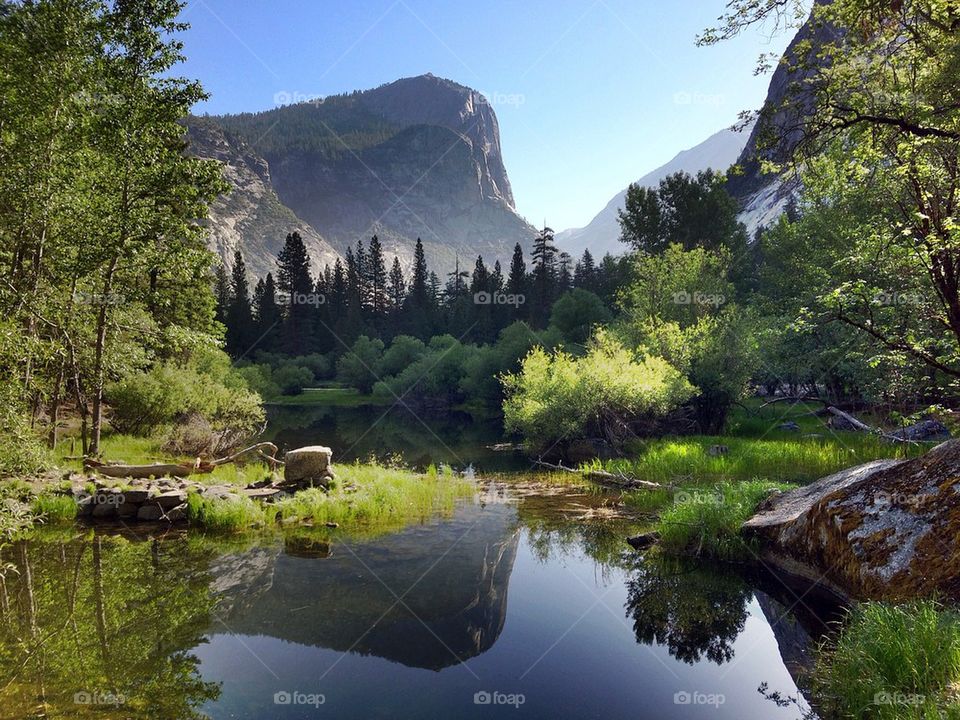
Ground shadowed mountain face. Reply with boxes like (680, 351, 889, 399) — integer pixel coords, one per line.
(209, 504, 520, 670)
(190, 74, 535, 276)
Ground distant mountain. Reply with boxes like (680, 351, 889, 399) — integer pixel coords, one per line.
(190, 74, 535, 276)
(555, 126, 750, 259)
(186, 118, 340, 279)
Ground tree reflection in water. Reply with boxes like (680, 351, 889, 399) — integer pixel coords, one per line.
(0, 530, 222, 719)
(625, 556, 753, 665)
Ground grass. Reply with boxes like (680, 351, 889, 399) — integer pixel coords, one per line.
(181, 462, 473, 535)
(264, 387, 392, 407)
(654, 479, 794, 560)
(590, 434, 918, 487)
(31, 493, 78, 523)
(814, 600, 960, 719)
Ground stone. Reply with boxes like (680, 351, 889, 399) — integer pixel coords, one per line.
(707, 445, 729, 457)
(118, 488, 151, 504)
(116, 502, 139, 519)
(137, 503, 165, 522)
(283, 446, 334, 488)
(155, 490, 186, 509)
(778, 421, 801, 432)
(626, 532, 660, 550)
(743, 440, 960, 600)
(165, 502, 188, 522)
(91, 500, 117, 519)
(888, 418, 951, 443)
(243, 487, 282, 501)
(76, 495, 94, 517)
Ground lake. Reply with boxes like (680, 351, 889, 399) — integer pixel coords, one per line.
(0, 473, 834, 719)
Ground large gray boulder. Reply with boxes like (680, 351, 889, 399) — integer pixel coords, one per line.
(743, 440, 960, 601)
(283, 446, 334, 489)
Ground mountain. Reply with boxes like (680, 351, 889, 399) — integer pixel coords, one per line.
(555, 126, 750, 259)
(726, 0, 837, 236)
(191, 74, 535, 276)
(186, 118, 340, 279)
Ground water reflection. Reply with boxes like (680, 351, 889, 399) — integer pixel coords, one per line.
(266, 404, 529, 471)
(210, 503, 520, 670)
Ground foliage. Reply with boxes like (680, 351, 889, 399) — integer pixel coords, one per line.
(814, 600, 960, 720)
(31, 493, 78, 523)
(502, 330, 694, 449)
(549, 289, 612, 345)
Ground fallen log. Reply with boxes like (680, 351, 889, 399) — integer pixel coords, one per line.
(826, 406, 874, 432)
(534, 459, 667, 491)
(84, 442, 281, 479)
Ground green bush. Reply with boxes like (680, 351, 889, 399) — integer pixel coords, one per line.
(335, 336, 384, 394)
(814, 600, 960, 720)
(107, 346, 264, 450)
(549, 289, 611, 344)
(502, 329, 694, 449)
(272, 364, 313, 395)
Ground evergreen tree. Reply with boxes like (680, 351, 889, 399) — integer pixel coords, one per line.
(225, 251, 253, 355)
(574, 249, 596, 291)
(557, 251, 573, 295)
(367, 235, 387, 320)
(388, 256, 406, 311)
(530, 226, 558, 326)
(276, 232, 314, 353)
(409, 238, 429, 306)
(253, 273, 282, 348)
(214, 263, 231, 325)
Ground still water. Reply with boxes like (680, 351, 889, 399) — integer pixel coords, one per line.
(0, 479, 832, 719)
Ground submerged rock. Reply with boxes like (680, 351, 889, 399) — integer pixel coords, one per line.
(888, 418, 951, 443)
(743, 440, 960, 600)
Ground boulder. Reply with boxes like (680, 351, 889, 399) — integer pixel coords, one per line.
(154, 490, 186, 509)
(888, 418, 951, 443)
(137, 503, 165, 522)
(743, 440, 960, 600)
(283, 446, 334, 489)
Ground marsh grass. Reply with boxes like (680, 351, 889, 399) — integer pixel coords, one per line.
(186, 493, 266, 532)
(31, 493, 78, 523)
(654, 480, 793, 560)
(815, 601, 960, 719)
(591, 435, 917, 487)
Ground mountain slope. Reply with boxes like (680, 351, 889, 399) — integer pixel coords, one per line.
(186, 118, 340, 279)
(206, 74, 536, 273)
(556, 126, 750, 258)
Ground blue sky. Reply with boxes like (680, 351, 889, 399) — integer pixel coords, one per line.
(177, 0, 793, 231)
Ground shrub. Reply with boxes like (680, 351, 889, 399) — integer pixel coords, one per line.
(502, 329, 694, 449)
(335, 336, 384, 394)
(549, 289, 611, 344)
(272, 364, 313, 395)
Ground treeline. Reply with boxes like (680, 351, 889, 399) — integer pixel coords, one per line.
(216, 229, 630, 357)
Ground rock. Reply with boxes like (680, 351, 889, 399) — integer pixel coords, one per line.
(888, 418, 951, 443)
(155, 490, 186, 509)
(118, 488, 151, 504)
(778, 421, 801, 432)
(116, 502, 140, 519)
(137, 503, 165, 522)
(165, 502, 188, 522)
(283, 446, 334, 489)
(626, 532, 660, 550)
(244, 487, 282, 501)
(707, 445, 729, 457)
(743, 440, 960, 600)
(76, 495, 94, 517)
(91, 500, 117, 519)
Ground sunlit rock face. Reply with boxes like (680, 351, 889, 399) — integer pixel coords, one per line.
(185, 118, 340, 280)
(191, 74, 535, 276)
(210, 504, 521, 670)
(744, 440, 960, 601)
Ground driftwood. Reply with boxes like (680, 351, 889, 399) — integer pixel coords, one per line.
(84, 442, 280, 479)
(826, 406, 874, 432)
(534, 459, 667, 491)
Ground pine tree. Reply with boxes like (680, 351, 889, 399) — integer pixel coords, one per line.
(574, 248, 596, 291)
(409, 238, 429, 306)
(507, 242, 528, 320)
(367, 235, 387, 318)
(388, 256, 406, 311)
(276, 232, 314, 353)
(470, 255, 490, 297)
(253, 272, 282, 348)
(214, 263, 231, 325)
(530, 226, 558, 326)
(225, 251, 253, 355)
(557, 251, 573, 295)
